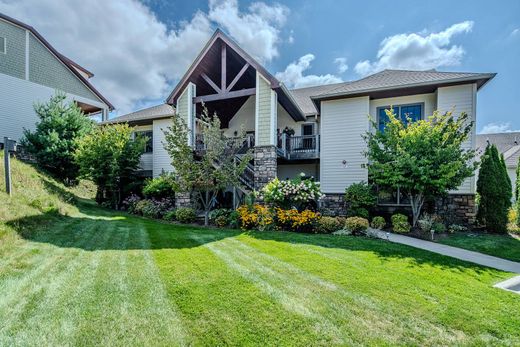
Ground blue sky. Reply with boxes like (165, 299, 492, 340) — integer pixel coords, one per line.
(1, 0, 519, 132)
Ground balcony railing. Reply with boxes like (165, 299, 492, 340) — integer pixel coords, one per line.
(278, 134, 320, 160)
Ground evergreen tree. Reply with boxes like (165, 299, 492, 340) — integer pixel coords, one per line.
(516, 156, 520, 201)
(477, 144, 510, 232)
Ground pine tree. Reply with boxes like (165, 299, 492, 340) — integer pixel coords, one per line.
(477, 144, 510, 232)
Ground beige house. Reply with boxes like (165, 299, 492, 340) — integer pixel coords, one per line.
(107, 29, 495, 221)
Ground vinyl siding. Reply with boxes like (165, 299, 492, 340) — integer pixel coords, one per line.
(255, 72, 275, 146)
(320, 96, 369, 193)
(437, 84, 477, 194)
(28, 34, 101, 101)
(0, 72, 107, 141)
(152, 118, 173, 177)
(0, 19, 26, 79)
(175, 83, 195, 145)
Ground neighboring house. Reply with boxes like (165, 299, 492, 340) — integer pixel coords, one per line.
(0, 13, 113, 143)
(476, 132, 520, 199)
(107, 29, 495, 223)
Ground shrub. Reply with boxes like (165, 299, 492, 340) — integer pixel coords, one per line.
(141, 200, 162, 219)
(417, 213, 435, 232)
(370, 216, 386, 230)
(276, 208, 320, 232)
(344, 182, 376, 217)
(315, 216, 342, 234)
(143, 174, 176, 199)
(237, 204, 275, 231)
(175, 207, 197, 224)
(448, 224, 468, 233)
(432, 222, 446, 234)
(345, 217, 369, 235)
(122, 194, 141, 213)
(21, 92, 94, 185)
(209, 209, 232, 224)
(391, 214, 411, 233)
(134, 199, 152, 216)
(336, 216, 347, 226)
(228, 210, 240, 229)
(260, 175, 323, 209)
(214, 215, 229, 228)
(164, 209, 177, 221)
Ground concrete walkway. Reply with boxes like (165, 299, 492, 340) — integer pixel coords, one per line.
(374, 230, 520, 274)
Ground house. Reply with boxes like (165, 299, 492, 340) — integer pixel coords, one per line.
(476, 132, 520, 199)
(0, 13, 113, 143)
(107, 29, 495, 223)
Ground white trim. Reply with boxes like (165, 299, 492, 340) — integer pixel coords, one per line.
(24, 30, 29, 80)
(270, 90, 277, 145)
(254, 71, 260, 146)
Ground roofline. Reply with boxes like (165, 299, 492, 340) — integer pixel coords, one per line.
(311, 73, 497, 102)
(58, 53, 94, 78)
(0, 12, 114, 110)
(166, 28, 280, 105)
(277, 83, 306, 121)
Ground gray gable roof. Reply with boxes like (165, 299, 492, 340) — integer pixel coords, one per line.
(313, 70, 495, 100)
(104, 104, 175, 124)
(289, 82, 348, 116)
(476, 132, 520, 168)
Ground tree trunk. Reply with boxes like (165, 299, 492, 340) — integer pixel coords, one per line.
(409, 193, 425, 227)
(204, 190, 210, 226)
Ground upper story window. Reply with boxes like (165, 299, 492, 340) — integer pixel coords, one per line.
(135, 130, 153, 153)
(0, 37, 6, 54)
(302, 123, 315, 136)
(377, 103, 423, 132)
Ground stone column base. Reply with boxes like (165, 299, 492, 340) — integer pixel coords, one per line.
(434, 194, 476, 226)
(175, 192, 192, 208)
(319, 194, 346, 216)
(254, 145, 277, 191)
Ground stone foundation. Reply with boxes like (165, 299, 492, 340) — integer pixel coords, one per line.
(434, 194, 476, 226)
(254, 146, 277, 191)
(175, 192, 192, 208)
(319, 194, 346, 216)
(320, 192, 476, 226)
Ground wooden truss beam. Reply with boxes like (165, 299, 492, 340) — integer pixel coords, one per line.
(193, 88, 256, 103)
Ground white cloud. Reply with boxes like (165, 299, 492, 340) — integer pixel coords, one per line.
(354, 21, 474, 76)
(334, 57, 348, 73)
(479, 122, 520, 134)
(511, 28, 520, 37)
(0, 0, 289, 114)
(275, 54, 343, 88)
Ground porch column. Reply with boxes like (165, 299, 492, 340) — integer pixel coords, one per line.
(254, 71, 278, 190)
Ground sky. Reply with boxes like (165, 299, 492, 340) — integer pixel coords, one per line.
(0, 0, 518, 133)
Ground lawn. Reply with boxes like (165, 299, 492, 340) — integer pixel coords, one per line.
(0, 202, 519, 346)
(438, 232, 520, 262)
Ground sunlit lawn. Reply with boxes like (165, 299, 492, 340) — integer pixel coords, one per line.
(1, 203, 519, 346)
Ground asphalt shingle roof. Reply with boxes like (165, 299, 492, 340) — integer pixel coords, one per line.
(476, 132, 520, 168)
(289, 82, 348, 115)
(104, 104, 175, 124)
(313, 70, 494, 98)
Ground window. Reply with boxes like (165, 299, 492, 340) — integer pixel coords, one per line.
(135, 130, 153, 153)
(377, 186, 410, 206)
(301, 123, 315, 136)
(0, 37, 5, 54)
(377, 103, 423, 132)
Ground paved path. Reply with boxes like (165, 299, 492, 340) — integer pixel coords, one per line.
(374, 230, 520, 274)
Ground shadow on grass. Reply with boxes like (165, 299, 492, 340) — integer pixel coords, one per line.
(6, 200, 500, 275)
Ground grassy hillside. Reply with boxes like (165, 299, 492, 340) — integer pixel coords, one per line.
(0, 152, 95, 241)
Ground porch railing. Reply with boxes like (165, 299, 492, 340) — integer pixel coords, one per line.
(278, 134, 320, 159)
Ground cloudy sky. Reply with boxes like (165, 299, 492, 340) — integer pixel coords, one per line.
(0, 0, 518, 133)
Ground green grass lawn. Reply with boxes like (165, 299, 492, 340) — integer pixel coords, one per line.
(438, 232, 520, 262)
(0, 202, 519, 346)
(2, 155, 520, 346)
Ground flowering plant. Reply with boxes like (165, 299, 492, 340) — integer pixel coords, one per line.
(275, 207, 320, 232)
(237, 204, 275, 231)
(260, 173, 323, 209)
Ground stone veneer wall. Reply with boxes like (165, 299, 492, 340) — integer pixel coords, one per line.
(434, 194, 476, 226)
(175, 192, 192, 208)
(320, 193, 476, 226)
(254, 146, 277, 190)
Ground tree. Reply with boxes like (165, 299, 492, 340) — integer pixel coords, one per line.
(74, 124, 146, 208)
(163, 108, 252, 225)
(477, 144, 511, 232)
(21, 92, 93, 185)
(365, 110, 477, 227)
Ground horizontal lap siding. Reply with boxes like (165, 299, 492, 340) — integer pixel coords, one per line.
(437, 84, 476, 194)
(320, 97, 369, 193)
(256, 73, 273, 146)
(0, 19, 26, 79)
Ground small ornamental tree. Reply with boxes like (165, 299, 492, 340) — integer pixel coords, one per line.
(477, 144, 511, 232)
(162, 107, 252, 225)
(21, 92, 94, 185)
(365, 110, 477, 227)
(74, 124, 146, 208)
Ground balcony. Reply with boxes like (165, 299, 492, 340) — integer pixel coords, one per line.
(194, 133, 320, 160)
